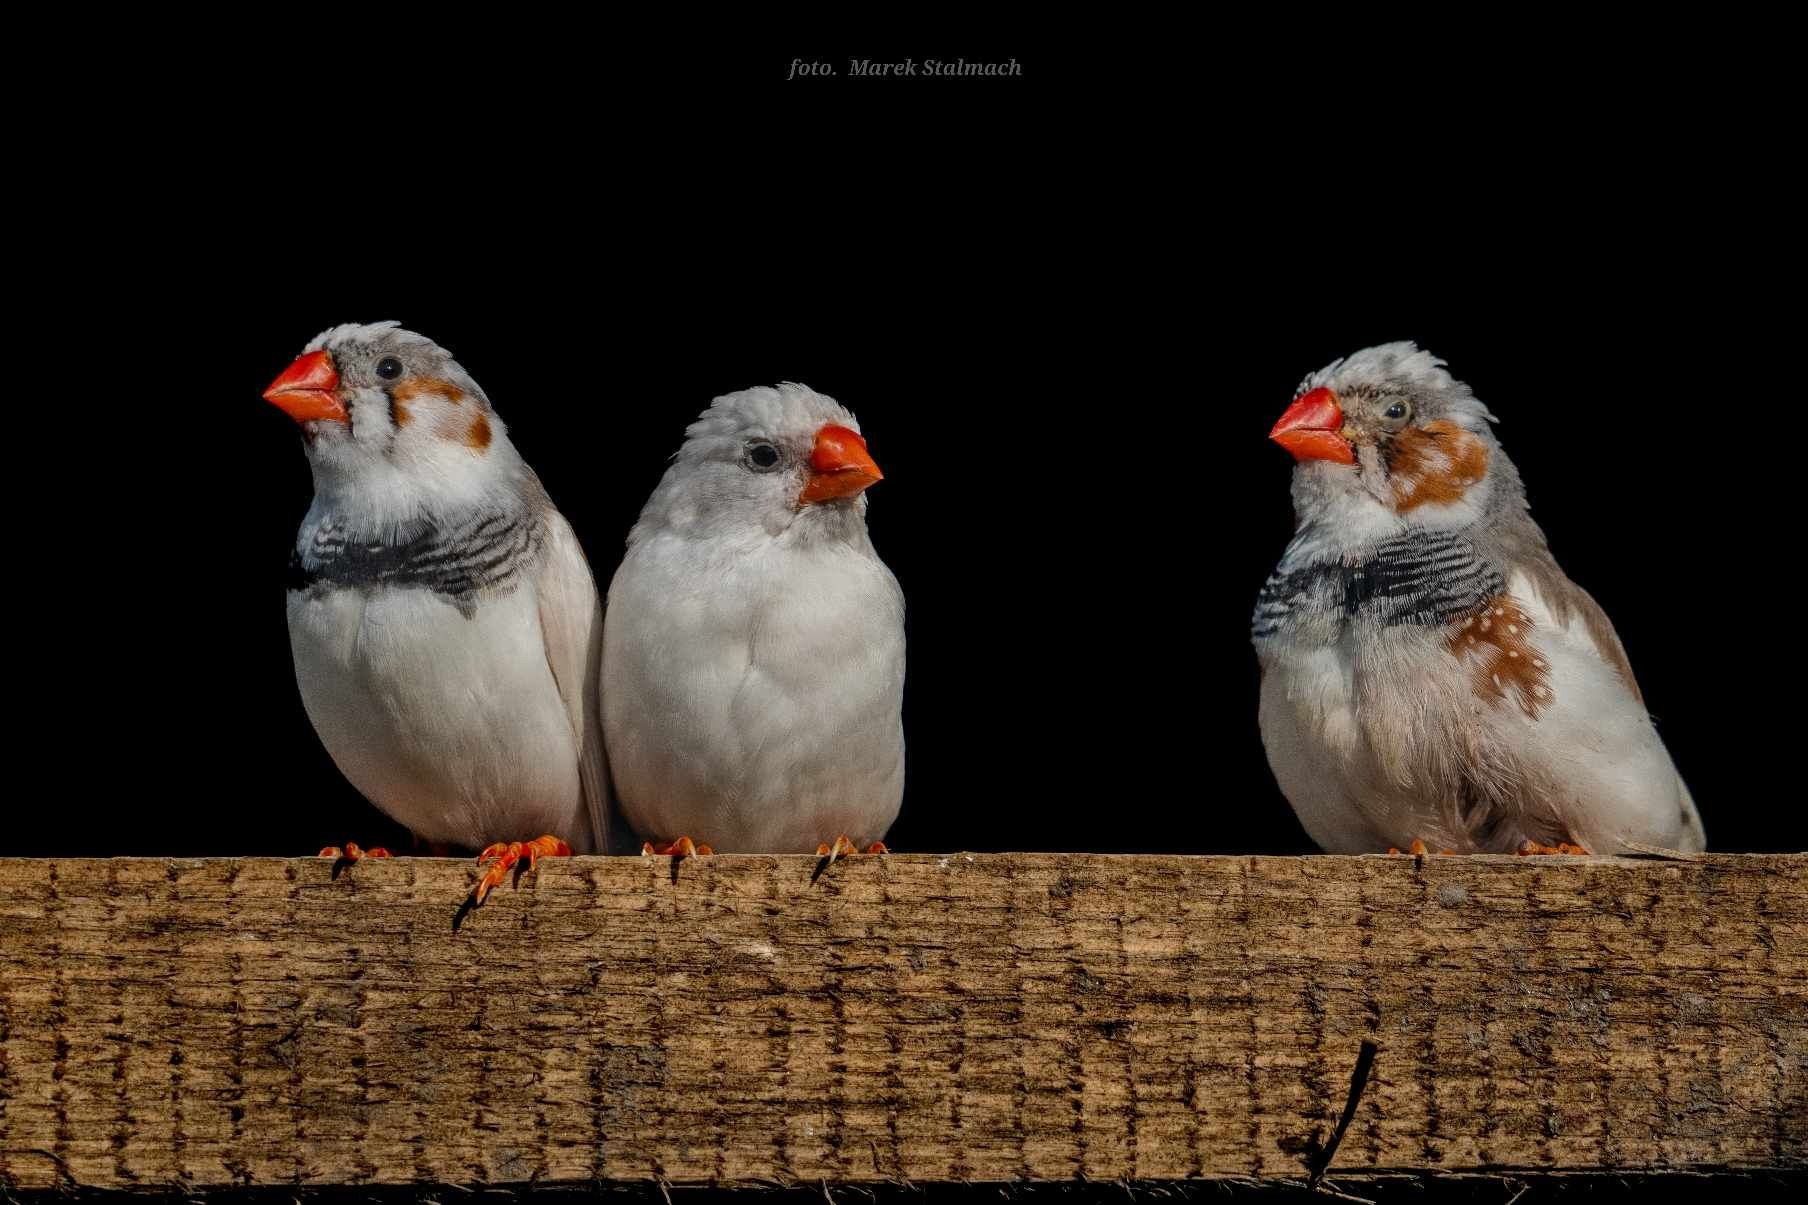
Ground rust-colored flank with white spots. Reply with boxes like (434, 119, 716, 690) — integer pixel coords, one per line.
(1447, 597, 1551, 718)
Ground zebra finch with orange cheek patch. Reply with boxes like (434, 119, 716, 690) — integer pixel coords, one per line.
(1251, 342, 1703, 857)
(265, 322, 608, 903)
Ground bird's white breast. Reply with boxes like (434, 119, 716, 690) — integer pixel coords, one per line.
(286, 582, 589, 850)
(603, 531, 906, 852)
(1257, 642, 1393, 851)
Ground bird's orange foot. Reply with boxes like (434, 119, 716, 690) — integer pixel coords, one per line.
(1518, 839, 1590, 856)
(1386, 840, 1455, 855)
(641, 836, 713, 859)
(471, 835, 571, 904)
(815, 835, 888, 864)
(318, 843, 392, 861)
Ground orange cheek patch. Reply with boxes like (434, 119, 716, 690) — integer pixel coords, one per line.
(392, 378, 465, 405)
(1447, 597, 1551, 719)
(391, 377, 469, 430)
(465, 414, 492, 450)
(1390, 420, 1488, 511)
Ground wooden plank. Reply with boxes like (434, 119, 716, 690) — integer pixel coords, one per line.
(0, 853, 1802, 1191)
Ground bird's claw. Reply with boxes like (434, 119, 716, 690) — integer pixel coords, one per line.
(471, 835, 571, 904)
(814, 835, 887, 865)
(319, 843, 392, 861)
(1517, 839, 1590, 856)
(642, 836, 712, 859)
(1385, 840, 1453, 855)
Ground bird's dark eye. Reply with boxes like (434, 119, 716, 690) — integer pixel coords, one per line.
(375, 357, 404, 381)
(745, 441, 781, 471)
(1383, 401, 1411, 422)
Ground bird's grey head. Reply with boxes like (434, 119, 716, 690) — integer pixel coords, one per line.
(1270, 342, 1516, 533)
(633, 382, 884, 543)
(263, 322, 520, 517)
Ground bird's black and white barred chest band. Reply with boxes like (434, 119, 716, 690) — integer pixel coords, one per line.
(288, 509, 548, 615)
(1251, 527, 1506, 640)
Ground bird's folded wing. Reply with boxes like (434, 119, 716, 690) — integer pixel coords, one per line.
(1559, 579, 1646, 707)
(1516, 558, 1646, 707)
(535, 512, 610, 853)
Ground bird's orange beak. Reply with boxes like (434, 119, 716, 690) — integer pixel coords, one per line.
(1270, 387, 1354, 465)
(799, 424, 883, 505)
(263, 350, 348, 424)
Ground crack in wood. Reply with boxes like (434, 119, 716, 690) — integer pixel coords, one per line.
(1307, 1039, 1379, 1189)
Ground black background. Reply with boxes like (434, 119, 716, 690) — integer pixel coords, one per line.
(11, 45, 1801, 859)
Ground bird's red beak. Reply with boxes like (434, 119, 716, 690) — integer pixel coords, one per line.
(1269, 387, 1354, 465)
(799, 424, 883, 505)
(263, 350, 348, 424)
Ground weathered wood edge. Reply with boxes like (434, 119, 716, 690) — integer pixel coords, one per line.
(2, 853, 1804, 1192)
(4, 1170, 1808, 1203)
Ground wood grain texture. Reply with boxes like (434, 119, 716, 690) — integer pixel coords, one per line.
(0, 853, 1802, 1191)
